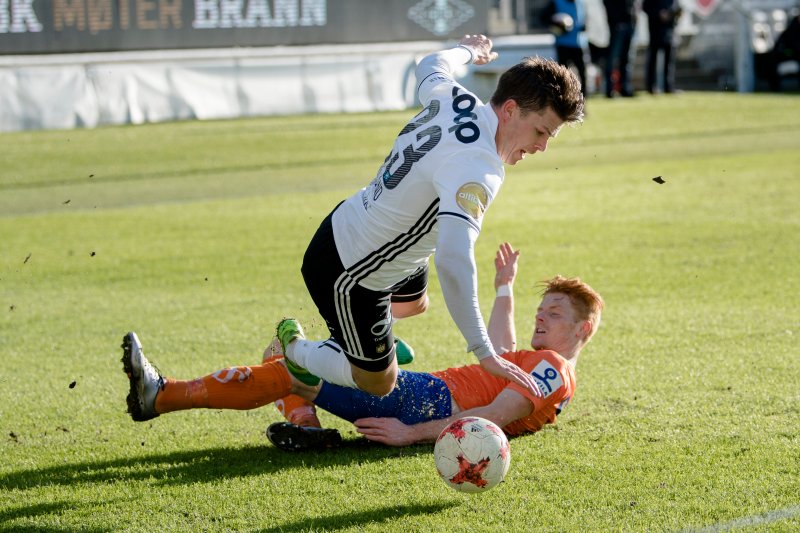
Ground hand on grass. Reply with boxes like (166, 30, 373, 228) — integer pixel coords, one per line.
(354, 417, 417, 447)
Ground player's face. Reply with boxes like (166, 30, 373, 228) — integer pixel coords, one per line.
(496, 103, 563, 165)
(531, 293, 582, 352)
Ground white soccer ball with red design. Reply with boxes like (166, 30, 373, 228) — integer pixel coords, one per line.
(433, 416, 511, 493)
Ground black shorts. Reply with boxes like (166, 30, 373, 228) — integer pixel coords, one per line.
(301, 208, 428, 372)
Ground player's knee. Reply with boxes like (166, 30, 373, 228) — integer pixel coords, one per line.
(392, 294, 429, 319)
(352, 364, 397, 397)
(414, 294, 429, 315)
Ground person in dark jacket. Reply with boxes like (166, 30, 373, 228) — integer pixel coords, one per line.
(643, 0, 682, 93)
(603, 0, 638, 97)
(768, 13, 800, 91)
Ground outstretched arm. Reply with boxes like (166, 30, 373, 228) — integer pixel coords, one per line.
(353, 389, 532, 447)
(488, 242, 519, 353)
(415, 34, 498, 101)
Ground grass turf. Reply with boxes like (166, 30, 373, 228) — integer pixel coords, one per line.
(1, 91, 799, 531)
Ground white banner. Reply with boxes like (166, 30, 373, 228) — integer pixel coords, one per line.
(0, 42, 435, 132)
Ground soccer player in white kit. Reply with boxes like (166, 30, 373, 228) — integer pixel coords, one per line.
(281, 34, 585, 397)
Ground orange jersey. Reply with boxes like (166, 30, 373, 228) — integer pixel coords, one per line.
(430, 350, 576, 437)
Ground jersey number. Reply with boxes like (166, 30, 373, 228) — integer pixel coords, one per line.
(382, 101, 442, 190)
(376, 87, 480, 194)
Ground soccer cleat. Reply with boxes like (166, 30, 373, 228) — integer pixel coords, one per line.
(276, 318, 320, 386)
(266, 422, 342, 452)
(395, 337, 415, 365)
(276, 317, 305, 353)
(121, 331, 165, 422)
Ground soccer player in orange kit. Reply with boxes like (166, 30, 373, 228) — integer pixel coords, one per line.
(122, 243, 603, 450)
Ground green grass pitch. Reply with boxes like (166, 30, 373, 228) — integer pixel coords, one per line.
(1, 91, 799, 531)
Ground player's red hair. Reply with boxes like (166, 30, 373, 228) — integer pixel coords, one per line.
(540, 276, 604, 340)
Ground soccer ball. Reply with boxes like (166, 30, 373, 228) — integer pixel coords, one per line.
(549, 12, 575, 36)
(434, 416, 511, 493)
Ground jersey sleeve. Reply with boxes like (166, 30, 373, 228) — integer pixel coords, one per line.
(434, 218, 495, 360)
(416, 45, 475, 105)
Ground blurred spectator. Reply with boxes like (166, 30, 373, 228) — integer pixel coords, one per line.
(643, 0, 682, 94)
(603, 0, 638, 97)
(768, 13, 800, 91)
(540, 0, 590, 97)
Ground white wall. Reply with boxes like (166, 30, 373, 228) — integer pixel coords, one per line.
(0, 42, 439, 132)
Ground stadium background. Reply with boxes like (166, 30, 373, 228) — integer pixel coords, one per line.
(1, 0, 798, 132)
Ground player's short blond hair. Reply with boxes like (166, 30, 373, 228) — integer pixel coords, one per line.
(539, 275, 604, 340)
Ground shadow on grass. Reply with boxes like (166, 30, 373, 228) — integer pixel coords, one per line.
(0, 499, 457, 533)
(0, 500, 107, 532)
(0, 439, 431, 491)
(257, 501, 458, 532)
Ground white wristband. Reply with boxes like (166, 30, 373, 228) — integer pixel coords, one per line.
(496, 284, 512, 298)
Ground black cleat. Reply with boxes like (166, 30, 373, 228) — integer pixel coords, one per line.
(266, 422, 342, 452)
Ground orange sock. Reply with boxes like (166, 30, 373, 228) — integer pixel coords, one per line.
(275, 394, 321, 428)
(154, 358, 292, 414)
(261, 352, 321, 427)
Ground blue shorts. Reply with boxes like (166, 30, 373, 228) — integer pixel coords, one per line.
(312, 370, 452, 425)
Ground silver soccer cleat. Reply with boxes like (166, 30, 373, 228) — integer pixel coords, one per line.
(121, 331, 164, 422)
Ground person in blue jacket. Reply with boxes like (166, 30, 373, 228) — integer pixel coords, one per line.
(541, 0, 589, 97)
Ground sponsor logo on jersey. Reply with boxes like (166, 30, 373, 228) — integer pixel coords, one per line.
(455, 182, 488, 220)
(530, 359, 563, 398)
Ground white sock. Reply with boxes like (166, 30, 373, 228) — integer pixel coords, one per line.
(291, 339, 357, 389)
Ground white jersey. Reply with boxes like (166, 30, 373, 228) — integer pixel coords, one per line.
(332, 48, 504, 292)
